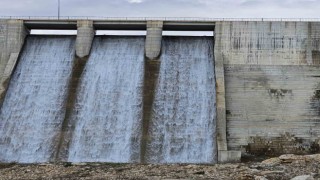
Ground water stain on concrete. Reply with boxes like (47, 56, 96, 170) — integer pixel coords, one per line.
(312, 50, 320, 65)
(268, 89, 293, 99)
(245, 133, 320, 156)
(310, 83, 320, 115)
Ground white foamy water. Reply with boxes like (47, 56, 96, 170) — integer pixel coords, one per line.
(0, 36, 75, 163)
(68, 36, 144, 163)
(147, 37, 217, 163)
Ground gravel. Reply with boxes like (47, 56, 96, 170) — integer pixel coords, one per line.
(0, 154, 319, 180)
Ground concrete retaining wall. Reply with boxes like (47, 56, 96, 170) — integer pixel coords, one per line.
(0, 20, 29, 102)
(215, 21, 320, 155)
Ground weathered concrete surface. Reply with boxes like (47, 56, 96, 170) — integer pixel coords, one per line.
(0, 20, 29, 103)
(216, 21, 320, 65)
(75, 20, 95, 58)
(145, 21, 163, 60)
(224, 65, 320, 155)
(215, 21, 320, 155)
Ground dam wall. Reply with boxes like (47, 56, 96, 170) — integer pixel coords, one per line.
(0, 18, 320, 163)
(215, 21, 320, 155)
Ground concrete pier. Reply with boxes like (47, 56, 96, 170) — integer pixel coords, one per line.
(145, 21, 163, 60)
(75, 20, 95, 58)
(0, 20, 29, 102)
(141, 21, 163, 162)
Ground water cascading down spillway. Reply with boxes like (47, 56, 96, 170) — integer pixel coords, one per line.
(0, 36, 75, 163)
(0, 35, 216, 164)
(146, 37, 217, 164)
(67, 36, 145, 163)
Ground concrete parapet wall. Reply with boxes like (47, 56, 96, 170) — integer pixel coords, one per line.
(0, 20, 29, 102)
(75, 20, 95, 58)
(145, 21, 163, 60)
(215, 21, 320, 156)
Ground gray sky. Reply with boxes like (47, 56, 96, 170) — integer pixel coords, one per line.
(0, 0, 320, 18)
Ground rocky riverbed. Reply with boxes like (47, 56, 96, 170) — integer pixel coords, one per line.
(0, 154, 319, 180)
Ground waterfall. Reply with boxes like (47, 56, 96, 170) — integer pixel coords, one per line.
(67, 36, 145, 163)
(146, 37, 216, 163)
(0, 36, 75, 163)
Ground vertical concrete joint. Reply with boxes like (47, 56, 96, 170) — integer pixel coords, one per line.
(145, 21, 163, 60)
(76, 20, 95, 58)
(0, 19, 29, 103)
(214, 22, 228, 152)
(215, 22, 241, 163)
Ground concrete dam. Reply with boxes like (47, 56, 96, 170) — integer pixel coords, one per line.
(0, 18, 319, 164)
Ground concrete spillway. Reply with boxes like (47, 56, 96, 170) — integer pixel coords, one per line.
(0, 36, 75, 163)
(67, 37, 145, 163)
(146, 37, 217, 163)
(0, 34, 218, 163)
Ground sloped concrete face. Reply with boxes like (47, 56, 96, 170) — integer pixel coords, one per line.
(145, 21, 163, 60)
(215, 21, 320, 156)
(0, 20, 29, 103)
(75, 20, 95, 58)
